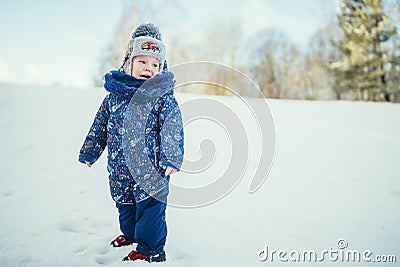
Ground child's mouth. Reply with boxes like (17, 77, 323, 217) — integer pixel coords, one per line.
(140, 74, 151, 80)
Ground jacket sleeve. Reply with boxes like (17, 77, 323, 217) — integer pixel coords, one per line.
(158, 94, 184, 171)
(78, 95, 110, 165)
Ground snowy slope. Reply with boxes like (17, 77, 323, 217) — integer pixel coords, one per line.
(0, 84, 399, 267)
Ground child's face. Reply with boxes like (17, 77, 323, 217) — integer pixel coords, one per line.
(131, 55, 160, 80)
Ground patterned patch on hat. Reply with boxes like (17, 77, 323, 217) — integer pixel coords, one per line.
(141, 42, 162, 53)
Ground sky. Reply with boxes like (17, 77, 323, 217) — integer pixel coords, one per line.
(0, 0, 337, 88)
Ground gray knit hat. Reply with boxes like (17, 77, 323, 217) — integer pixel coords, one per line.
(120, 23, 166, 74)
(130, 36, 165, 68)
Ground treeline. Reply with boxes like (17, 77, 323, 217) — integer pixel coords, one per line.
(96, 0, 400, 102)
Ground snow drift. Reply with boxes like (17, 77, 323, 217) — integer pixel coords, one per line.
(0, 84, 399, 266)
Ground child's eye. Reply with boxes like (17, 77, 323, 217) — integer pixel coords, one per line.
(153, 64, 159, 68)
(139, 60, 145, 64)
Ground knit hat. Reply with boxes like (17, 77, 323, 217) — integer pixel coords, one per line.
(120, 23, 166, 74)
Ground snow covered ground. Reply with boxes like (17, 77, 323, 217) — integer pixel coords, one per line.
(0, 84, 399, 266)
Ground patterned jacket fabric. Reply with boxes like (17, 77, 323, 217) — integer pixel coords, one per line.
(79, 70, 184, 203)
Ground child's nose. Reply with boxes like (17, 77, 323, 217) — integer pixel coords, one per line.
(144, 63, 151, 71)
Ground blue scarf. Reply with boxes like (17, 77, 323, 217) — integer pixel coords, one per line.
(104, 70, 175, 102)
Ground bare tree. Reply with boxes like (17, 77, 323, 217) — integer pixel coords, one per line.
(94, 0, 140, 86)
(249, 30, 307, 99)
(188, 19, 243, 96)
(305, 19, 340, 100)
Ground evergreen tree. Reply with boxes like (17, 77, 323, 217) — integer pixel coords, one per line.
(384, 0, 400, 102)
(330, 0, 397, 101)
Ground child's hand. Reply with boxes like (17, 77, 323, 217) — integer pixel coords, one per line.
(162, 166, 177, 175)
(85, 161, 92, 168)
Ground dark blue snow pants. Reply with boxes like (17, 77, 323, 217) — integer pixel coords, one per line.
(116, 188, 168, 256)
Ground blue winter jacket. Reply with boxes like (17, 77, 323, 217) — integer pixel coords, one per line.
(79, 70, 184, 203)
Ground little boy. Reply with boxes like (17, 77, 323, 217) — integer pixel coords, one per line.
(78, 23, 184, 262)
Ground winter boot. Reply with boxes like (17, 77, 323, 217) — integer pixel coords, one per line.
(110, 235, 135, 247)
(122, 250, 166, 262)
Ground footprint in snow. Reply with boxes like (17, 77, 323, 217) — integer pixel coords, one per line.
(169, 249, 191, 262)
(93, 244, 110, 255)
(18, 257, 41, 266)
(2, 190, 14, 197)
(72, 244, 89, 254)
(57, 220, 80, 233)
(94, 255, 112, 265)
